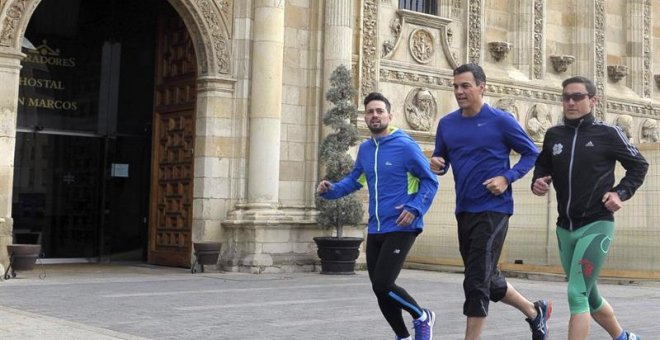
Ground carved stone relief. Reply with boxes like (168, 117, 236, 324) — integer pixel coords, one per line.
(409, 29, 434, 64)
(452, 0, 462, 18)
(526, 104, 553, 143)
(404, 88, 437, 131)
(197, 0, 232, 74)
(533, 0, 544, 79)
(361, 0, 379, 98)
(488, 41, 511, 62)
(549, 55, 575, 73)
(382, 15, 402, 58)
(594, 0, 606, 120)
(378, 65, 660, 119)
(493, 97, 519, 121)
(0, 0, 28, 46)
(607, 65, 629, 82)
(642, 0, 651, 98)
(614, 114, 634, 142)
(640, 118, 659, 143)
(468, 0, 482, 64)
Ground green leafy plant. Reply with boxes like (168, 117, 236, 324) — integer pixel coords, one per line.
(316, 65, 364, 238)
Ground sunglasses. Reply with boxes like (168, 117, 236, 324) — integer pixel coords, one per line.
(562, 92, 591, 102)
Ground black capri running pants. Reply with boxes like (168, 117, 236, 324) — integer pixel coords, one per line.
(457, 212, 510, 317)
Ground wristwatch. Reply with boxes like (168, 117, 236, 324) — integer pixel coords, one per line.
(615, 188, 629, 201)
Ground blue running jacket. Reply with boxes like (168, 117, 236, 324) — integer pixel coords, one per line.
(321, 127, 438, 234)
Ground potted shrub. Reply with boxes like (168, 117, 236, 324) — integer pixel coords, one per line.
(313, 65, 364, 275)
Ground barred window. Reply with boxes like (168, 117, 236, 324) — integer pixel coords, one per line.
(399, 0, 437, 15)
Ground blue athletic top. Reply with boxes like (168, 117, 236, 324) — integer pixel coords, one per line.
(321, 127, 438, 234)
(432, 104, 538, 215)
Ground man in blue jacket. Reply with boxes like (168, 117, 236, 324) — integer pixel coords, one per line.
(430, 63, 550, 340)
(317, 92, 439, 340)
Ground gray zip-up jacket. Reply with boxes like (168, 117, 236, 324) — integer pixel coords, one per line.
(532, 113, 648, 231)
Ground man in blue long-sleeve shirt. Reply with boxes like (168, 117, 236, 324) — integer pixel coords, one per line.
(430, 63, 550, 340)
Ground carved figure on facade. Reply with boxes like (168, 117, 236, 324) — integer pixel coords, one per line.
(549, 55, 575, 73)
(654, 74, 660, 89)
(409, 29, 433, 64)
(488, 41, 511, 62)
(382, 15, 402, 58)
(614, 114, 634, 143)
(526, 103, 553, 143)
(640, 118, 659, 143)
(493, 97, 519, 121)
(607, 65, 629, 82)
(404, 88, 436, 132)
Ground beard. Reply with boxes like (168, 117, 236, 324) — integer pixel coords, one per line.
(368, 122, 388, 135)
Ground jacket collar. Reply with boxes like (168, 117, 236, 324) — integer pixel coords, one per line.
(564, 112, 595, 128)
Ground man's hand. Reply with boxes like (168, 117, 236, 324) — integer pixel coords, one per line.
(602, 191, 623, 212)
(483, 176, 509, 196)
(395, 205, 416, 227)
(532, 176, 552, 196)
(430, 156, 446, 175)
(317, 180, 332, 194)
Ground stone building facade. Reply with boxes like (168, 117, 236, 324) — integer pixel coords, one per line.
(0, 0, 659, 275)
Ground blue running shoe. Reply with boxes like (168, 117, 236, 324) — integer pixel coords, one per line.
(412, 308, 435, 340)
(526, 300, 552, 340)
(617, 331, 641, 340)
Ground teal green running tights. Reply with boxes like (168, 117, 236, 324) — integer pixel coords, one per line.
(556, 220, 614, 315)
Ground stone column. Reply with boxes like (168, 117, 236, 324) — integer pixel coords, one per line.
(323, 0, 353, 111)
(0, 48, 22, 267)
(246, 0, 286, 212)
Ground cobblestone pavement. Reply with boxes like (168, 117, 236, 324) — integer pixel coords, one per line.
(1, 263, 659, 339)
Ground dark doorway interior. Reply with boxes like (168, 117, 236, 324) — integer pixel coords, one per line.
(13, 0, 173, 261)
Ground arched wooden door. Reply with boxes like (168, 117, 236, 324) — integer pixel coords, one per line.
(148, 8, 197, 267)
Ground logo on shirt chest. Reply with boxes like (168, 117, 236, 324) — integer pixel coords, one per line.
(552, 143, 563, 156)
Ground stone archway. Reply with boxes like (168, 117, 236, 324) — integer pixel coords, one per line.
(0, 0, 237, 267)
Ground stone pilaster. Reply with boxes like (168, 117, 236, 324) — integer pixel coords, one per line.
(467, 0, 483, 64)
(624, 0, 651, 98)
(576, 0, 606, 119)
(531, 0, 545, 79)
(0, 47, 22, 267)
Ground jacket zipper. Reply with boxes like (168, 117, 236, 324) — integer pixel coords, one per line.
(566, 119, 583, 231)
(373, 139, 381, 231)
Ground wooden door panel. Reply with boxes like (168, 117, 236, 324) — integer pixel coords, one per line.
(148, 9, 196, 267)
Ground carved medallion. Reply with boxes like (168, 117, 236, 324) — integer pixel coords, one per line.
(404, 88, 437, 131)
(409, 29, 434, 64)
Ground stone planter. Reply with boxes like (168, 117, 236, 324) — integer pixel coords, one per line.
(191, 242, 222, 273)
(4, 244, 42, 279)
(313, 237, 363, 275)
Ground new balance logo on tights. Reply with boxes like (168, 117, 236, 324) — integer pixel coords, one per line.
(393, 249, 401, 254)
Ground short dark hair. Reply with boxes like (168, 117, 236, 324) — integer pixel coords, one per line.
(364, 92, 391, 112)
(453, 63, 486, 85)
(561, 76, 597, 97)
